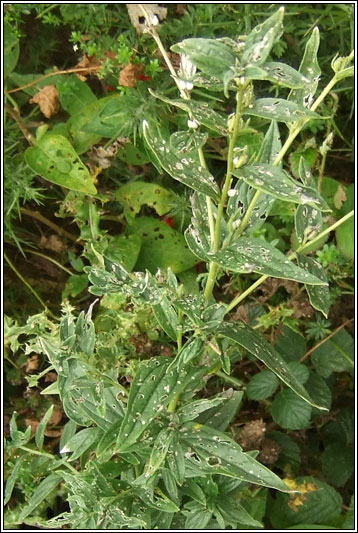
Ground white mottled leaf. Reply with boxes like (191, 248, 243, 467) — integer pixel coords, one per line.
(209, 237, 328, 285)
(143, 121, 220, 199)
(297, 254, 330, 318)
(220, 323, 328, 410)
(235, 164, 330, 211)
(288, 26, 321, 107)
(241, 8, 284, 67)
(243, 98, 321, 123)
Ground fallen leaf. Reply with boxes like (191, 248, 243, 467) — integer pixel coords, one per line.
(44, 371, 57, 382)
(118, 62, 144, 88)
(49, 409, 63, 426)
(74, 54, 101, 81)
(39, 234, 65, 253)
(29, 85, 60, 118)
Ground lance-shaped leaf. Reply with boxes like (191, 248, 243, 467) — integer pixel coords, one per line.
(18, 473, 62, 521)
(219, 323, 328, 410)
(244, 62, 310, 89)
(35, 404, 54, 450)
(177, 397, 227, 423)
(209, 237, 327, 285)
(116, 357, 203, 452)
(197, 389, 243, 432)
(150, 90, 228, 136)
(152, 296, 179, 342)
(185, 192, 228, 261)
(133, 427, 174, 485)
(241, 8, 284, 67)
(295, 204, 322, 244)
(297, 254, 330, 318)
(143, 121, 220, 200)
(180, 422, 289, 491)
(234, 164, 330, 211)
(24, 135, 97, 194)
(243, 98, 321, 123)
(171, 38, 236, 80)
(289, 26, 321, 107)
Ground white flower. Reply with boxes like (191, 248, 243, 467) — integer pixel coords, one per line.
(73, 44, 78, 52)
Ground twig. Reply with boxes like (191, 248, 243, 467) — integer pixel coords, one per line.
(20, 208, 84, 245)
(6, 66, 100, 94)
(4, 103, 36, 146)
(300, 318, 354, 362)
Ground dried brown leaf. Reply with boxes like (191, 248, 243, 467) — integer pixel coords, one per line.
(118, 62, 144, 88)
(29, 85, 60, 118)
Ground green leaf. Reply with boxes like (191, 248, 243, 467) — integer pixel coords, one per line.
(287, 362, 310, 384)
(268, 476, 342, 529)
(116, 140, 150, 165)
(167, 337, 204, 372)
(227, 121, 281, 234)
(321, 443, 354, 487)
(83, 93, 144, 138)
(180, 422, 289, 491)
(126, 216, 197, 274)
(35, 404, 54, 450)
(18, 472, 62, 521)
(56, 74, 97, 116)
(246, 370, 280, 400)
(305, 373, 332, 414)
(171, 38, 236, 80)
(268, 431, 301, 471)
(4, 455, 27, 505)
(220, 323, 327, 410)
(274, 325, 306, 362)
(243, 98, 321, 123)
(116, 357, 202, 452)
(185, 192, 227, 262)
(135, 486, 180, 513)
(4, 22, 19, 79)
(241, 8, 284, 67)
(209, 237, 327, 285)
(139, 428, 174, 483)
(149, 90, 228, 136)
(185, 508, 212, 529)
(142, 121, 220, 200)
(178, 397, 227, 423)
(295, 204, 322, 244)
(197, 389, 243, 431)
(245, 62, 309, 88)
(116, 181, 174, 220)
(234, 164, 329, 211)
(270, 389, 312, 430)
(342, 495, 354, 529)
(60, 427, 101, 460)
(311, 328, 354, 377)
(24, 134, 97, 194)
(297, 255, 330, 318)
(289, 26, 321, 107)
(62, 273, 88, 299)
(105, 234, 142, 272)
(335, 215, 354, 260)
(216, 495, 263, 528)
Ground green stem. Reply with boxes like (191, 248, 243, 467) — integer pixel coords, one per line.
(204, 84, 245, 301)
(216, 370, 244, 388)
(4, 252, 57, 319)
(18, 446, 78, 474)
(225, 210, 354, 314)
